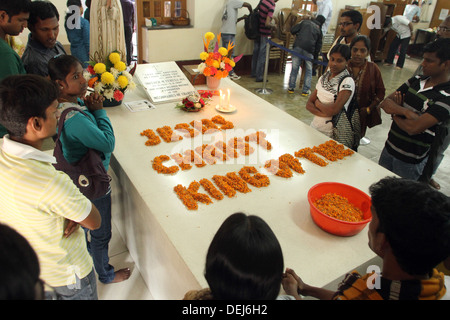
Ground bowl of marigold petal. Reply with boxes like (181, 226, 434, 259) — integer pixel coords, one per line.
(307, 182, 372, 236)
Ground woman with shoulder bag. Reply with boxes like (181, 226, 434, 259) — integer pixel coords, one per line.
(348, 35, 385, 144)
(48, 55, 130, 285)
(306, 44, 356, 141)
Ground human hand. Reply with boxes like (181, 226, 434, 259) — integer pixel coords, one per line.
(84, 92, 105, 111)
(393, 91, 404, 106)
(282, 271, 300, 297)
(64, 220, 80, 238)
(283, 268, 336, 300)
(282, 268, 307, 299)
(381, 97, 402, 115)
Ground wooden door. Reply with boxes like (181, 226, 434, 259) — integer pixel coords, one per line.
(430, 0, 450, 28)
(292, 0, 317, 12)
(383, 0, 408, 16)
(136, 0, 187, 63)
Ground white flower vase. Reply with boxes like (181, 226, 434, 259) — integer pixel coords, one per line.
(206, 76, 221, 90)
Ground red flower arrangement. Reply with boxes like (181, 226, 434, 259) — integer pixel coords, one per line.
(176, 91, 213, 112)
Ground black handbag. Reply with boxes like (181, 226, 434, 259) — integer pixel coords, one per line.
(331, 75, 361, 151)
(53, 107, 111, 200)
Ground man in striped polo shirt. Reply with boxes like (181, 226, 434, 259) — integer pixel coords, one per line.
(251, 0, 278, 82)
(379, 38, 450, 180)
(0, 75, 101, 299)
(417, 16, 450, 190)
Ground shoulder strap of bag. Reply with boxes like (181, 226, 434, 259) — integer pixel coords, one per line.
(332, 74, 357, 128)
(55, 106, 91, 143)
(334, 74, 352, 101)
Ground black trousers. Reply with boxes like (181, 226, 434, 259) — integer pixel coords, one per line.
(386, 36, 410, 68)
(419, 123, 449, 183)
(124, 26, 133, 65)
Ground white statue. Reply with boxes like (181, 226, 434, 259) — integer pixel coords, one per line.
(420, 0, 432, 22)
(89, 0, 126, 63)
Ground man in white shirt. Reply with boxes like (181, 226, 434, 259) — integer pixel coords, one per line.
(404, 1, 421, 22)
(221, 0, 252, 80)
(313, 0, 332, 35)
(383, 15, 414, 69)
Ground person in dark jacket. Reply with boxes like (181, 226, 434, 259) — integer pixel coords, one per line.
(287, 15, 325, 96)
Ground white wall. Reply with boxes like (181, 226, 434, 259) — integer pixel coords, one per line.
(16, 0, 439, 62)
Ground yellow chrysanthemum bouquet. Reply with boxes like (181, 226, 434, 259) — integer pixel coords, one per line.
(197, 32, 242, 79)
(86, 51, 136, 103)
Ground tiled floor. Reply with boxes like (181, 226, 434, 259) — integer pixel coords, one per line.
(57, 55, 449, 300)
(94, 169, 154, 300)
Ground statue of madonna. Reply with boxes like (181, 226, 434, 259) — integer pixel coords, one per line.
(89, 0, 126, 63)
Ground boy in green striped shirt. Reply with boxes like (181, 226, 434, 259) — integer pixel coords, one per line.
(0, 74, 101, 299)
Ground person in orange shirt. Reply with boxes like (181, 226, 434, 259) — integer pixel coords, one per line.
(283, 177, 450, 300)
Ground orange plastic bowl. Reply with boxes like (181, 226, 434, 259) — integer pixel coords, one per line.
(307, 182, 372, 237)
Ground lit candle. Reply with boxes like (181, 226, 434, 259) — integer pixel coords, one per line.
(219, 89, 223, 108)
(227, 89, 230, 109)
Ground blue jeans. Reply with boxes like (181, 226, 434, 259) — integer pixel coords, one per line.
(378, 147, 427, 180)
(288, 47, 313, 92)
(222, 33, 237, 75)
(251, 36, 269, 80)
(46, 268, 98, 300)
(84, 190, 115, 284)
(221, 33, 236, 57)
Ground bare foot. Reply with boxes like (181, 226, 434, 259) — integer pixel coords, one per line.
(429, 178, 441, 190)
(111, 268, 131, 283)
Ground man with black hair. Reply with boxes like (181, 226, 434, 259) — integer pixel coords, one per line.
(0, 0, 30, 81)
(0, 0, 31, 138)
(0, 74, 101, 300)
(22, 0, 66, 77)
(283, 177, 450, 300)
(379, 37, 450, 180)
(287, 15, 325, 96)
(327, 10, 363, 60)
(417, 15, 450, 190)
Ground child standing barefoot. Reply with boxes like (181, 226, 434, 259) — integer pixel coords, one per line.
(48, 54, 131, 284)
